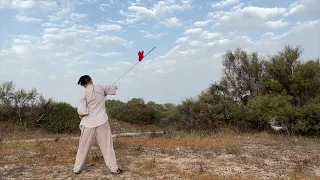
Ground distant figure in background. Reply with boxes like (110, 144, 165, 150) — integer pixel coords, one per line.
(73, 75, 123, 175)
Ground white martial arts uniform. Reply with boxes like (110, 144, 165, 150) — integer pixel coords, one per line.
(73, 84, 119, 173)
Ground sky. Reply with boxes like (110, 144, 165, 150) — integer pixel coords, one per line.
(0, 0, 320, 107)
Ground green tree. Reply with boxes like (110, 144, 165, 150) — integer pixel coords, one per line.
(222, 48, 264, 103)
(0, 81, 53, 128)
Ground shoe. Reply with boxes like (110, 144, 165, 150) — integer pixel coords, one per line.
(111, 168, 123, 175)
(73, 169, 81, 174)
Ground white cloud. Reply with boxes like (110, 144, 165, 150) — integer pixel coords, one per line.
(284, 0, 320, 17)
(175, 37, 189, 43)
(184, 28, 203, 35)
(211, 6, 288, 31)
(38, 1, 59, 11)
(0, 0, 58, 25)
(0, 0, 10, 7)
(70, 13, 88, 21)
(93, 35, 134, 47)
(16, 14, 42, 22)
(272, 20, 320, 58)
(11, 0, 37, 10)
(265, 20, 289, 28)
(120, 0, 192, 24)
(13, 39, 31, 44)
(97, 24, 122, 32)
(8, 0, 59, 19)
(48, 8, 88, 24)
(212, 0, 240, 8)
(231, 2, 244, 11)
(99, 6, 106, 11)
(47, 7, 73, 21)
(159, 17, 183, 27)
(87, 52, 122, 57)
(41, 22, 66, 28)
(194, 19, 213, 27)
(139, 30, 167, 39)
(261, 32, 275, 39)
(44, 28, 61, 34)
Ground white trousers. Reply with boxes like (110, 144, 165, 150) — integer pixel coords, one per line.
(73, 121, 118, 172)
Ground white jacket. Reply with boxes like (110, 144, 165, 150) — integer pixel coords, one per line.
(77, 84, 117, 128)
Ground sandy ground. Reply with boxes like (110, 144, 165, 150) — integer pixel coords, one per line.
(1, 120, 320, 180)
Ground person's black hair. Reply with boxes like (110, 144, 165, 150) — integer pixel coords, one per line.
(77, 75, 91, 86)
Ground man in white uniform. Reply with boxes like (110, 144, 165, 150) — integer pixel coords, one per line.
(73, 75, 123, 175)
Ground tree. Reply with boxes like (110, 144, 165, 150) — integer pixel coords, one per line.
(127, 98, 145, 105)
(261, 45, 303, 102)
(222, 48, 264, 103)
(0, 81, 16, 121)
(0, 81, 53, 127)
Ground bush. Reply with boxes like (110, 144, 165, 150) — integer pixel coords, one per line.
(108, 100, 153, 125)
(170, 96, 237, 133)
(293, 103, 320, 136)
(154, 103, 178, 128)
(243, 94, 295, 132)
(107, 98, 173, 125)
(40, 102, 80, 133)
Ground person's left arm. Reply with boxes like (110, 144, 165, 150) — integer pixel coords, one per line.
(103, 85, 118, 96)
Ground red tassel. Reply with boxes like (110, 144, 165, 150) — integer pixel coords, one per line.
(138, 50, 144, 61)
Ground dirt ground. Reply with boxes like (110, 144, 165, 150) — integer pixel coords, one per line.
(1, 120, 320, 180)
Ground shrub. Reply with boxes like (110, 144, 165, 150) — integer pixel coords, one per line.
(146, 101, 166, 124)
(293, 103, 320, 136)
(107, 98, 172, 125)
(169, 96, 237, 133)
(108, 100, 153, 125)
(40, 102, 80, 133)
(243, 94, 295, 132)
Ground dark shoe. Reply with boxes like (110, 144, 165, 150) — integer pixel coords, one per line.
(111, 168, 123, 175)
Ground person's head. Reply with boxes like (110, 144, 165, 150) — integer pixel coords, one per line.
(77, 75, 92, 88)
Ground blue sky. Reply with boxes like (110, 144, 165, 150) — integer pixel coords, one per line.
(0, 0, 320, 106)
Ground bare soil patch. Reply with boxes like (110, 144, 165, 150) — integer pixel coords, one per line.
(1, 127, 319, 180)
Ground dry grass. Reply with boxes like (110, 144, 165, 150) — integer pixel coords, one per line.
(1, 138, 79, 166)
(120, 135, 243, 156)
(0, 119, 162, 142)
(1, 124, 320, 179)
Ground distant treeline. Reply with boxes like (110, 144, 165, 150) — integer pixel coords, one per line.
(1, 45, 319, 136)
